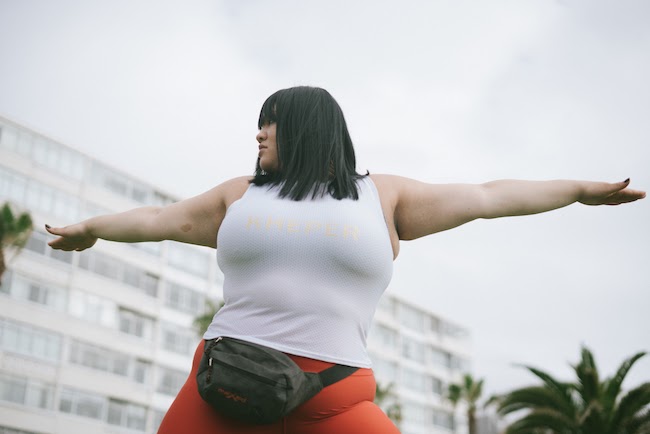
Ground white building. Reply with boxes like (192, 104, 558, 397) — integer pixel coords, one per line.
(0, 115, 471, 434)
(368, 291, 471, 434)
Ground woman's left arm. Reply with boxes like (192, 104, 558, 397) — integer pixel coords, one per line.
(383, 176, 646, 241)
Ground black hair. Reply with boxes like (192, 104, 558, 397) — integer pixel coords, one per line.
(251, 86, 367, 200)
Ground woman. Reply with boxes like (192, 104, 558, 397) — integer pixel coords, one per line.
(47, 86, 645, 434)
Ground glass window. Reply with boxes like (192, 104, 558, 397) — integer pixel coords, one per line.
(133, 359, 151, 384)
(160, 322, 195, 355)
(433, 409, 454, 429)
(59, 387, 105, 420)
(156, 367, 188, 396)
(165, 281, 205, 315)
(402, 368, 427, 393)
(428, 346, 452, 369)
(399, 304, 426, 332)
(107, 399, 147, 430)
(152, 409, 166, 433)
(402, 401, 431, 425)
(0, 318, 62, 362)
(167, 242, 210, 277)
(369, 323, 398, 350)
(0, 374, 53, 409)
(402, 336, 426, 364)
(67, 289, 118, 327)
(24, 231, 74, 264)
(16, 130, 33, 155)
(77, 251, 159, 296)
(0, 375, 26, 404)
(119, 309, 154, 340)
(0, 123, 19, 151)
(0, 273, 67, 311)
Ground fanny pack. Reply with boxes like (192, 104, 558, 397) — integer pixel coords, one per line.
(196, 336, 359, 425)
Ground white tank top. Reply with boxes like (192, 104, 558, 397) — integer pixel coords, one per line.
(204, 177, 394, 367)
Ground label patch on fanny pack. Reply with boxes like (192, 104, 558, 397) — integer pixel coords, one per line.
(217, 388, 247, 403)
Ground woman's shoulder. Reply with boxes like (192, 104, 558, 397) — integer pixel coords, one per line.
(215, 176, 254, 209)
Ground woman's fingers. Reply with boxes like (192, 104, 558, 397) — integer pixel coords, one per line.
(579, 179, 645, 206)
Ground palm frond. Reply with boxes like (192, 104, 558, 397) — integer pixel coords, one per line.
(622, 408, 650, 434)
(579, 400, 606, 434)
(504, 408, 578, 434)
(520, 365, 576, 417)
(447, 383, 462, 406)
(497, 386, 577, 418)
(601, 351, 646, 416)
(609, 382, 650, 432)
(572, 346, 601, 405)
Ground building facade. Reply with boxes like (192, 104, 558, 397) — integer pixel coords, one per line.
(368, 291, 471, 434)
(0, 116, 471, 434)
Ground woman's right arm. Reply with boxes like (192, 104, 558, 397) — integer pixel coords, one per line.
(46, 176, 251, 251)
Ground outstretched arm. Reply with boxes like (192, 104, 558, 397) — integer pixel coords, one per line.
(46, 176, 251, 251)
(385, 176, 646, 240)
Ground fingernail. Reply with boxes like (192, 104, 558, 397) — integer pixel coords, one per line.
(45, 224, 51, 229)
(624, 178, 630, 183)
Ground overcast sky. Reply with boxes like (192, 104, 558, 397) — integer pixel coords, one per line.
(1, 0, 648, 399)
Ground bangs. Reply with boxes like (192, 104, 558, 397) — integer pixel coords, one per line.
(257, 94, 278, 128)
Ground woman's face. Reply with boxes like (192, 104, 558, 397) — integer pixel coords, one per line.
(256, 121, 278, 172)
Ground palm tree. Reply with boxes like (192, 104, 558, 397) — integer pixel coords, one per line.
(0, 202, 33, 281)
(375, 381, 402, 427)
(496, 346, 650, 434)
(447, 373, 485, 434)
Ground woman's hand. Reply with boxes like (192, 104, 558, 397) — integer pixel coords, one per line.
(578, 179, 646, 206)
(46, 223, 98, 251)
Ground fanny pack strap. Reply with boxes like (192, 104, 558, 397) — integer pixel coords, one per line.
(317, 364, 359, 387)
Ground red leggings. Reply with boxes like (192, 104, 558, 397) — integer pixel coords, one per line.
(157, 340, 400, 434)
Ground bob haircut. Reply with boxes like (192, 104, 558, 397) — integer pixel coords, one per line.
(251, 86, 367, 201)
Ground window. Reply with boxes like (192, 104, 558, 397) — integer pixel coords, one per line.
(157, 367, 188, 396)
(107, 399, 147, 430)
(24, 231, 74, 264)
(401, 336, 426, 364)
(78, 251, 159, 296)
(428, 346, 452, 369)
(59, 387, 105, 420)
(0, 318, 62, 362)
(68, 289, 117, 327)
(433, 409, 454, 429)
(30, 136, 85, 180)
(0, 167, 27, 204)
(160, 322, 195, 355)
(89, 163, 156, 205)
(152, 409, 166, 433)
(68, 340, 151, 383)
(133, 359, 151, 384)
(167, 243, 210, 277)
(402, 401, 432, 426)
(399, 304, 427, 332)
(118, 309, 154, 340)
(0, 123, 19, 152)
(369, 323, 398, 350)
(402, 368, 427, 393)
(0, 373, 53, 409)
(1, 272, 67, 311)
(165, 281, 205, 315)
